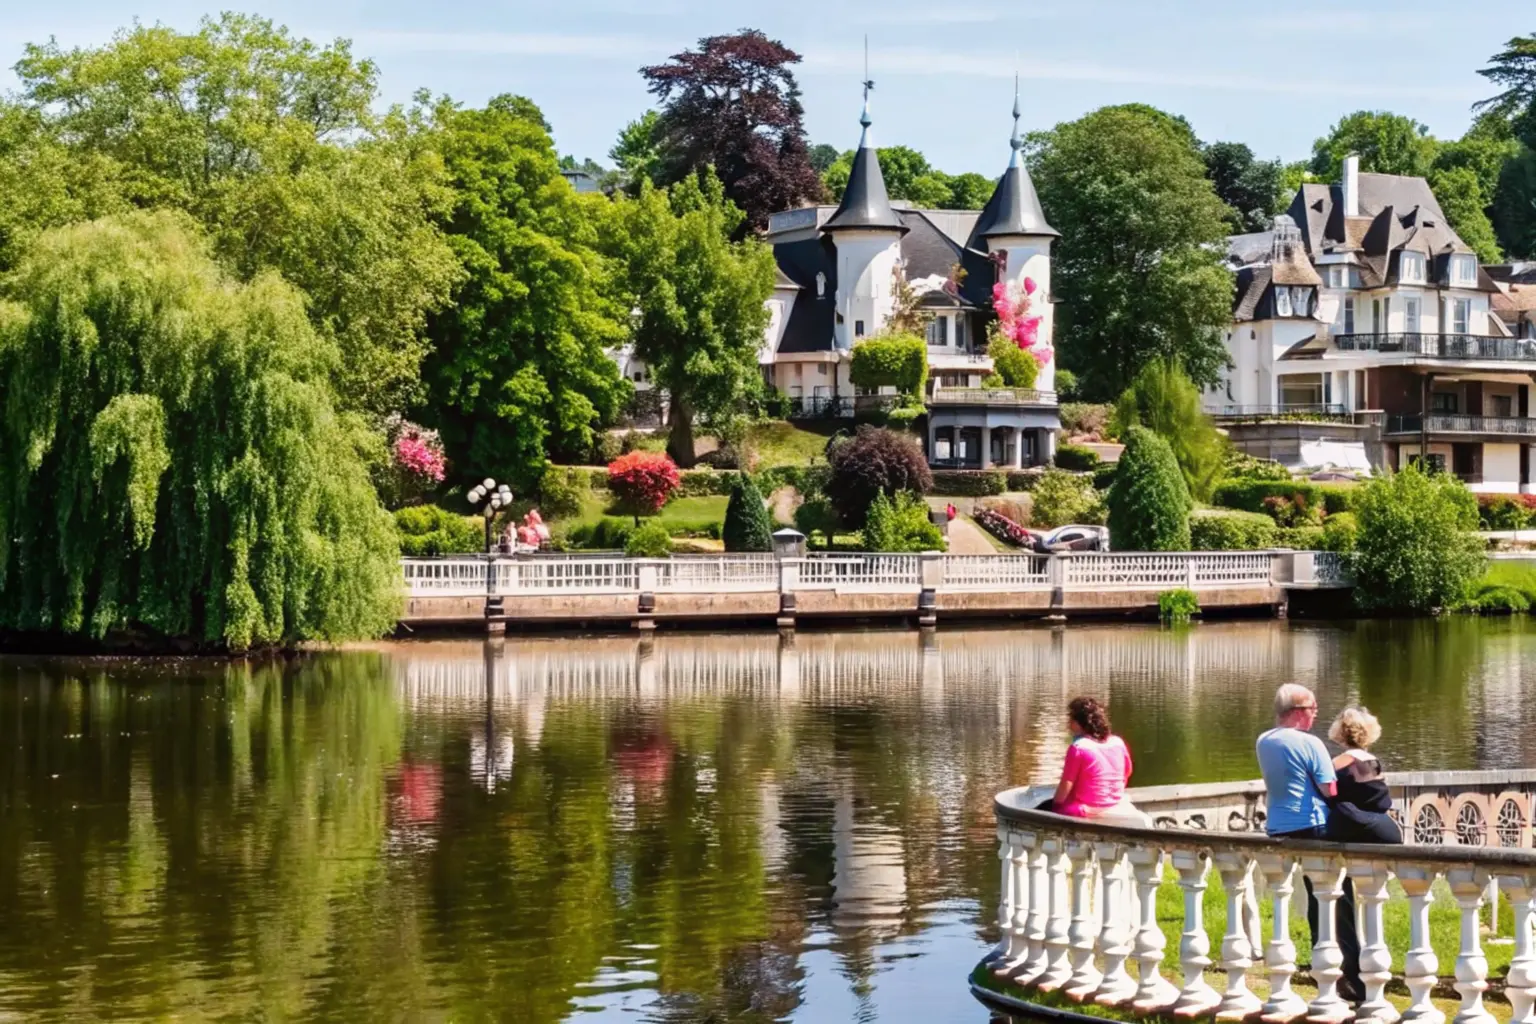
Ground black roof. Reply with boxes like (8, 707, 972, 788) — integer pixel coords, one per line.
(773, 236, 838, 355)
(969, 162, 1058, 241)
(823, 144, 906, 234)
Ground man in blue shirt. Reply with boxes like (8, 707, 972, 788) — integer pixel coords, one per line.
(1257, 684, 1362, 1004)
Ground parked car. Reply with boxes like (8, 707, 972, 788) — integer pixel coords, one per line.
(1033, 525, 1109, 553)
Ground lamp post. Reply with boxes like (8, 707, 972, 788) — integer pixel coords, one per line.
(467, 478, 513, 628)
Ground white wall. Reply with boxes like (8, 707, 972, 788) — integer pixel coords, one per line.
(833, 230, 902, 350)
(1484, 443, 1522, 492)
(760, 288, 797, 363)
(989, 236, 1055, 391)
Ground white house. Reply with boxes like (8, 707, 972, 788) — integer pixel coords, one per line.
(1213, 155, 1532, 492)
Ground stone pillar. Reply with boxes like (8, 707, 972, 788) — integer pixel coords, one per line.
(1014, 427, 1026, 470)
(1043, 428, 1057, 464)
(981, 425, 994, 469)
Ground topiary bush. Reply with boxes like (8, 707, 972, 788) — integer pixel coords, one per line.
(1158, 588, 1200, 624)
(1111, 359, 1223, 500)
(1275, 526, 1325, 549)
(722, 474, 773, 552)
(1031, 468, 1105, 528)
(1108, 426, 1192, 551)
(1054, 443, 1100, 471)
(1212, 480, 1357, 517)
(395, 505, 484, 556)
(1353, 464, 1485, 612)
(985, 333, 1040, 389)
(625, 519, 673, 557)
(861, 491, 945, 552)
(1091, 462, 1118, 491)
(825, 425, 933, 529)
(929, 469, 1007, 497)
(1188, 510, 1279, 551)
(608, 451, 681, 520)
(850, 333, 928, 396)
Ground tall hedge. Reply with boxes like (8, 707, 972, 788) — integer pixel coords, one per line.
(0, 212, 401, 649)
(849, 333, 928, 397)
(722, 474, 773, 552)
(1353, 465, 1484, 612)
(1107, 426, 1192, 551)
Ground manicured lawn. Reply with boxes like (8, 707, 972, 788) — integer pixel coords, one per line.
(559, 491, 729, 535)
(745, 420, 837, 467)
(1481, 559, 1536, 599)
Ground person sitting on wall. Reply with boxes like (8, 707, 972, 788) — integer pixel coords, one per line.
(1039, 697, 1141, 821)
(1257, 684, 1363, 1004)
(1325, 706, 1402, 845)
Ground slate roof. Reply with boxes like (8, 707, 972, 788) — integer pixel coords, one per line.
(969, 162, 1058, 241)
(773, 237, 837, 355)
(823, 142, 906, 234)
(899, 210, 969, 296)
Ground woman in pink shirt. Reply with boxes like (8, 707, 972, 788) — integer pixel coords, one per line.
(1042, 696, 1134, 818)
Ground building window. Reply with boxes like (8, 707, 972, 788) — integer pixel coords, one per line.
(817, 364, 828, 377)
(1275, 287, 1292, 317)
(1405, 296, 1420, 333)
(1372, 298, 1382, 334)
(816, 272, 826, 297)
(1342, 296, 1355, 333)
(1400, 252, 1425, 283)
(1451, 254, 1476, 286)
(1453, 299, 1470, 334)
(955, 317, 968, 350)
(1411, 452, 1447, 474)
(854, 319, 865, 338)
(1326, 265, 1346, 289)
(1431, 391, 1459, 413)
(1291, 287, 1311, 316)
(926, 317, 949, 346)
(1492, 394, 1514, 418)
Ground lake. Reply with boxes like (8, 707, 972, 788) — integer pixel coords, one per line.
(3, 619, 1534, 1022)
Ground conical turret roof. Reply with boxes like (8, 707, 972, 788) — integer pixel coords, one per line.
(971, 81, 1058, 241)
(823, 86, 906, 234)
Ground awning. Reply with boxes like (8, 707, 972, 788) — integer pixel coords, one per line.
(1297, 440, 1372, 472)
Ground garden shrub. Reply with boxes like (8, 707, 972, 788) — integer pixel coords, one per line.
(722, 475, 773, 552)
(1111, 359, 1223, 500)
(1054, 368, 1080, 400)
(862, 492, 945, 552)
(1054, 443, 1100, 472)
(986, 332, 1039, 389)
(608, 451, 681, 519)
(1031, 468, 1105, 528)
(590, 431, 623, 465)
(1188, 510, 1279, 551)
(395, 505, 483, 556)
(625, 519, 673, 557)
(1091, 463, 1118, 491)
(1223, 449, 1291, 481)
(825, 425, 933, 528)
(1060, 402, 1111, 440)
(1275, 526, 1325, 549)
(537, 465, 587, 520)
(793, 494, 842, 546)
(929, 470, 1008, 497)
(1107, 427, 1191, 551)
(675, 467, 737, 497)
(1465, 583, 1529, 615)
(1212, 479, 1358, 517)
(1158, 588, 1200, 624)
(1321, 512, 1359, 553)
(1006, 470, 1040, 491)
(1353, 465, 1485, 612)
(754, 464, 832, 497)
(1262, 494, 1323, 528)
(565, 517, 634, 550)
(850, 333, 927, 396)
(1478, 495, 1532, 531)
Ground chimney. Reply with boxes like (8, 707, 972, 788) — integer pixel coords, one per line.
(1342, 154, 1359, 218)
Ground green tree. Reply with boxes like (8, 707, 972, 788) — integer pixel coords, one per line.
(823, 145, 988, 210)
(607, 171, 776, 467)
(944, 171, 994, 210)
(610, 110, 663, 189)
(1111, 359, 1224, 500)
(1277, 161, 1316, 207)
(0, 212, 400, 648)
(825, 425, 933, 529)
(1476, 32, 1536, 147)
(1030, 469, 1105, 528)
(722, 475, 773, 552)
(13, 14, 461, 417)
(1493, 148, 1536, 258)
(849, 333, 927, 396)
(1427, 165, 1504, 263)
(1030, 104, 1234, 399)
(1353, 465, 1484, 612)
(423, 95, 629, 491)
(0, 102, 127, 270)
(1108, 426, 1192, 551)
(808, 142, 840, 173)
(1203, 141, 1283, 232)
(861, 492, 943, 552)
(1309, 110, 1440, 181)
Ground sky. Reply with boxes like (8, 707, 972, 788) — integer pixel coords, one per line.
(1, 0, 1530, 177)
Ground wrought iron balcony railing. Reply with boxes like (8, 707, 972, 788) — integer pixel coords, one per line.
(1334, 332, 1536, 361)
(1388, 414, 1536, 437)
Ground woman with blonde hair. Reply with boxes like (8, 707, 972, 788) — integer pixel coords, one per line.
(1325, 706, 1402, 845)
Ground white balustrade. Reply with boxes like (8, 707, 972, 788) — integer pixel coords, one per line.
(1017, 842, 1051, 983)
(1035, 839, 1074, 992)
(990, 826, 1016, 965)
(1397, 865, 1445, 1024)
(1353, 861, 1399, 1023)
(1505, 874, 1536, 1024)
(1091, 843, 1136, 1007)
(1303, 857, 1353, 1024)
(1447, 868, 1496, 1024)
(1211, 852, 1261, 1021)
(1129, 846, 1180, 1013)
(1062, 553, 1274, 590)
(1065, 841, 1104, 1000)
(653, 555, 778, 593)
(793, 554, 922, 590)
(1254, 854, 1308, 1023)
(941, 554, 1050, 591)
(1003, 833, 1035, 974)
(402, 556, 487, 596)
(1172, 849, 1221, 1017)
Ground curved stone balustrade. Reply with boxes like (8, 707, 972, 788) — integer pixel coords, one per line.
(977, 775, 1536, 1024)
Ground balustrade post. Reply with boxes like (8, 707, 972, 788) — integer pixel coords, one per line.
(1014, 839, 1051, 983)
(989, 826, 1016, 964)
(996, 830, 1035, 975)
(1171, 849, 1220, 1018)
(1130, 846, 1180, 1013)
(1254, 854, 1308, 1023)
(1352, 861, 1399, 1023)
(1065, 841, 1104, 1000)
(1395, 865, 1444, 1024)
(1448, 867, 1497, 1024)
(1503, 873, 1536, 1024)
(1092, 843, 1137, 1007)
(1212, 851, 1262, 1021)
(1035, 838, 1074, 992)
(1302, 857, 1352, 1024)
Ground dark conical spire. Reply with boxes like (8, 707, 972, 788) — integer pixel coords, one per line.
(970, 76, 1058, 241)
(823, 71, 905, 234)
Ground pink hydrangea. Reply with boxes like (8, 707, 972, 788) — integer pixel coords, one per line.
(992, 278, 1051, 369)
(393, 428, 446, 484)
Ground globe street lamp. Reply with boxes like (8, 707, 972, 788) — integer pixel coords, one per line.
(467, 478, 513, 628)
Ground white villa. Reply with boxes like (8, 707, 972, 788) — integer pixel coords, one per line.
(1213, 155, 1534, 492)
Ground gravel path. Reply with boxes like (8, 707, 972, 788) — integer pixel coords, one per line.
(945, 515, 998, 554)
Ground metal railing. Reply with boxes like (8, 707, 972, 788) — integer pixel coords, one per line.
(928, 387, 1058, 407)
(785, 395, 851, 419)
(1335, 332, 1536, 361)
(1213, 403, 1351, 422)
(1388, 414, 1536, 437)
(794, 553, 923, 590)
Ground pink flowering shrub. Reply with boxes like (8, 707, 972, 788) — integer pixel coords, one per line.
(394, 428, 446, 483)
(991, 278, 1052, 367)
(378, 416, 448, 509)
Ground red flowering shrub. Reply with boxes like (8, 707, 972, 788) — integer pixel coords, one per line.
(974, 507, 1036, 547)
(607, 452, 680, 519)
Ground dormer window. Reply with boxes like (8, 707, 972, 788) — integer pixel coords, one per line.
(1275, 287, 1292, 317)
(925, 317, 949, 347)
(1450, 255, 1476, 286)
(1400, 252, 1425, 284)
(1326, 266, 1346, 289)
(1290, 287, 1312, 316)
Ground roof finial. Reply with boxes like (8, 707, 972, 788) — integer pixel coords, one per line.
(858, 36, 874, 147)
(1008, 70, 1022, 168)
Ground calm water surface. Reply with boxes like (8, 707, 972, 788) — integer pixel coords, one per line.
(3, 619, 1536, 1022)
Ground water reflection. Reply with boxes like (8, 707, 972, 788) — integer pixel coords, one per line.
(3, 619, 1536, 1022)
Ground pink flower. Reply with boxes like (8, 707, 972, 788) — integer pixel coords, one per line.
(1023, 277, 1037, 296)
(394, 431, 446, 483)
(991, 281, 1009, 306)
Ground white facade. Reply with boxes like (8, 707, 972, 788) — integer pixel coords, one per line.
(987, 235, 1057, 393)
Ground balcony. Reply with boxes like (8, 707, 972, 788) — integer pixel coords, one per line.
(1387, 413, 1536, 437)
(1212, 403, 1350, 423)
(1334, 332, 1536, 362)
(928, 387, 1058, 407)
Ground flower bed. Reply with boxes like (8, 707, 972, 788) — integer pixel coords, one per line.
(973, 507, 1034, 547)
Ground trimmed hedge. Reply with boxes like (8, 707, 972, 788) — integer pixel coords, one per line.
(1107, 427, 1191, 551)
(1188, 510, 1279, 551)
(395, 505, 483, 556)
(1275, 526, 1325, 549)
(1211, 479, 1358, 517)
(929, 469, 1008, 497)
(1054, 443, 1100, 471)
(1006, 470, 1039, 491)
(675, 468, 737, 497)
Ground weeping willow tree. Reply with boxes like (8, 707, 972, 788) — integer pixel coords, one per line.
(0, 211, 401, 649)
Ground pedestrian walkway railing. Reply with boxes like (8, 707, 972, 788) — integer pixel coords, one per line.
(980, 773, 1536, 1024)
(401, 550, 1349, 599)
